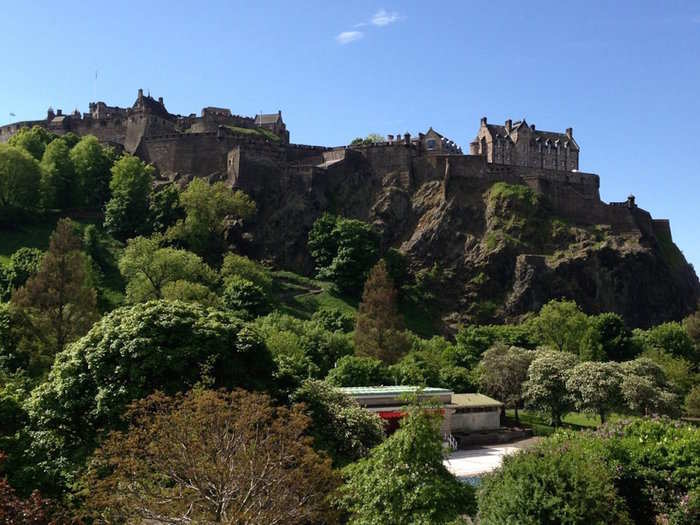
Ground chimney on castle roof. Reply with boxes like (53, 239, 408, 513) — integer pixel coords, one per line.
(158, 97, 163, 105)
(505, 119, 512, 132)
(56, 109, 63, 116)
(530, 124, 536, 131)
(404, 132, 411, 144)
(47, 107, 55, 120)
(566, 127, 573, 138)
(387, 134, 394, 142)
(138, 88, 143, 99)
(480, 117, 487, 126)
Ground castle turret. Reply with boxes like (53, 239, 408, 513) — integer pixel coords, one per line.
(566, 127, 573, 139)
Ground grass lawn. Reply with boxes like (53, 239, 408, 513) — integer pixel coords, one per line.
(269, 270, 357, 320)
(505, 409, 625, 436)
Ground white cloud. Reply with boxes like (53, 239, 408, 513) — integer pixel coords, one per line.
(371, 9, 399, 27)
(336, 31, 364, 44)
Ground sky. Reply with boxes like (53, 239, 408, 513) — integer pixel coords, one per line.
(1, 0, 699, 267)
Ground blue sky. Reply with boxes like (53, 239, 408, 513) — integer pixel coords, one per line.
(2, 1, 699, 267)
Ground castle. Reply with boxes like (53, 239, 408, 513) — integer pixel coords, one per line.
(0, 90, 665, 234)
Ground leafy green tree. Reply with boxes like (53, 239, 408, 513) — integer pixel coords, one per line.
(0, 144, 42, 213)
(254, 313, 353, 383)
(685, 385, 700, 417)
(167, 179, 256, 260)
(0, 248, 44, 300)
(118, 235, 217, 303)
(476, 344, 534, 422)
(529, 299, 592, 356)
(291, 379, 384, 467)
(565, 361, 623, 423)
(389, 351, 442, 386)
(634, 322, 697, 365)
(7, 126, 55, 161)
(28, 300, 275, 491)
(438, 366, 474, 393)
(148, 183, 184, 234)
(0, 303, 39, 373)
(11, 219, 98, 356)
(69, 135, 115, 208)
(355, 260, 409, 364)
(39, 138, 75, 209)
(311, 307, 355, 333)
(586, 312, 637, 361)
(308, 213, 380, 295)
(451, 323, 535, 369)
(325, 355, 391, 387)
(220, 252, 273, 292)
(619, 358, 678, 416)
(103, 155, 155, 240)
(85, 389, 338, 525)
(523, 349, 578, 426)
(161, 280, 219, 306)
(221, 276, 270, 318)
(642, 348, 696, 396)
(338, 408, 476, 524)
(683, 309, 700, 353)
(477, 436, 632, 525)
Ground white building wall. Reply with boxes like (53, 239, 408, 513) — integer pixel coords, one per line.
(450, 410, 500, 432)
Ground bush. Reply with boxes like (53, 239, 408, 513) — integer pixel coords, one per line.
(221, 276, 270, 318)
(325, 355, 391, 387)
(219, 253, 273, 292)
(291, 379, 384, 467)
(478, 436, 632, 524)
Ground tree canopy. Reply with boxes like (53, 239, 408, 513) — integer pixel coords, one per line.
(103, 155, 155, 240)
(85, 389, 339, 525)
(0, 144, 41, 213)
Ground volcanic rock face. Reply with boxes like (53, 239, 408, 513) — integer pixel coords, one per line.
(232, 145, 699, 330)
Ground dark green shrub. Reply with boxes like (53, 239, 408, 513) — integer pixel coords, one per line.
(311, 307, 355, 333)
(478, 436, 632, 524)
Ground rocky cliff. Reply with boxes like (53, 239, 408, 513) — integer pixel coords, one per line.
(228, 144, 699, 331)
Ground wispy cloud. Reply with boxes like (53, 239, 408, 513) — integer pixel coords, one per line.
(371, 9, 400, 27)
(336, 31, 364, 45)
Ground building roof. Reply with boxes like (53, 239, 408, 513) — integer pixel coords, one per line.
(485, 122, 579, 151)
(255, 113, 281, 125)
(451, 393, 503, 408)
(338, 386, 453, 398)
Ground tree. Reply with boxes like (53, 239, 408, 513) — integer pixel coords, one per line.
(221, 276, 270, 318)
(685, 385, 700, 417)
(586, 312, 637, 361)
(148, 183, 184, 233)
(523, 349, 578, 426)
(308, 213, 380, 295)
(161, 279, 219, 306)
(312, 307, 355, 333)
(39, 138, 75, 209)
(619, 358, 678, 416)
(12, 219, 98, 356)
(354, 260, 409, 364)
(103, 154, 155, 240)
(338, 408, 476, 524)
(220, 252, 273, 291)
(0, 302, 42, 374)
(291, 379, 384, 466)
(28, 300, 275, 491)
(642, 347, 696, 396)
(0, 453, 55, 525)
(69, 135, 115, 208)
(0, 248, 44, 300)
(477, 437, 632, 525)
(326, 355, 391, 387)
(118, 235, 217, 303)
(565, 361, 623, 423)
(0, 144, 42, 212)
(167, 179, 256, 260)
(683, 309, 700, 353)
(7, 126, 55, 160)
(634, 322, 697, 365)
(476, 344, 534, 422)
(85, 389, 339, 525)
(529, 299, 592, 355)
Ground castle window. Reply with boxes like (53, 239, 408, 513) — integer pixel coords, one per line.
(426, 139, 436, 150)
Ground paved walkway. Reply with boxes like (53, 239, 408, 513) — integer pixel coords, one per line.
(443, 437, 540, 478)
